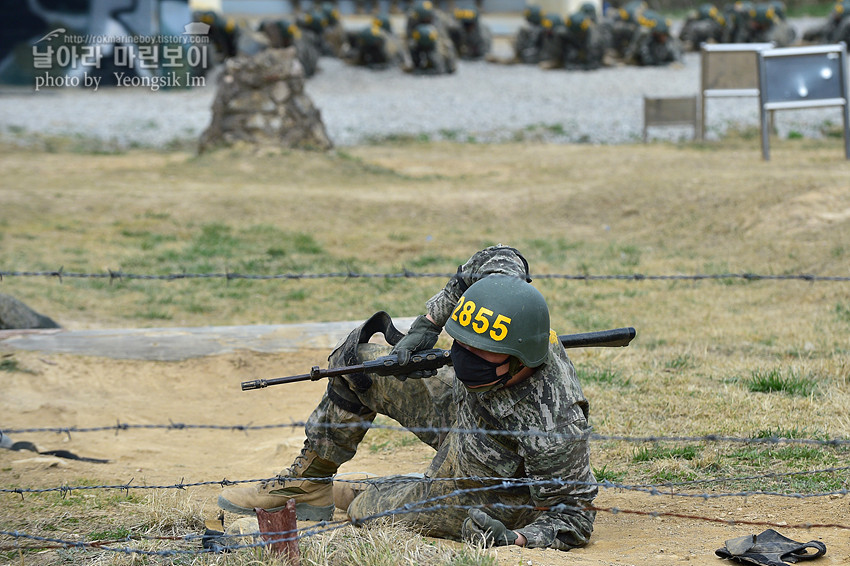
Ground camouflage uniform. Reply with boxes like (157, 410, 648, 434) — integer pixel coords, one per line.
(193, 10, 239, 63)
(678, 3, 726, 50)
(342, 23, 410, 70)
(514, 6, 546, 64)
(321, 2, 346, 57)
(406, 23, 458, 74)
(297, 9, 331, 57)
(258, 19, 320, 77)
(559, 11, 607, 70)
(734, 2, 795, 46)
(305, 246, 598, 550)
(624, 10, 682, 66)
(605, 0, 646, 60)
(448, 8, 493, 60)
(537, 13, 567, 68)
(803, 0, 850, 44)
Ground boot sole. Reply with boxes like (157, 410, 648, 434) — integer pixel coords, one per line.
(217, 495, 334, 521)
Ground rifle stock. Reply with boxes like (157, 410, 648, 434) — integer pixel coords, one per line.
(241, 326, 635, 391)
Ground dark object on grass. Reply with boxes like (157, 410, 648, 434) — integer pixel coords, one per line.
(716, 528, 826, 566)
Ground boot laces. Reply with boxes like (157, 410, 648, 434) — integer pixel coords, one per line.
(263, 447, 310, 488)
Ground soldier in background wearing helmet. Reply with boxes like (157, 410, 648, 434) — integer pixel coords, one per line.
(448, 7, 493, 60)
(406, 23, 458, 74)
(733, 2, 795, 45)
(559, 10, 608, 70)
(341, 14, 411, 69)
(297, 8, 332, 56)
(623, 9, 682, 66)
(193, 10, 240, 64)
(218, 245, 598, 550)
(537, 13, 568, 68)
(259, 18, 320, 77)
(513, 5, 547, 63)
(803, 0, 850, 44)
(604, 0, 646, 60)
(406, 0, 454, 38)
(320, 2, 346, 57)
(678, 3, 726, 51)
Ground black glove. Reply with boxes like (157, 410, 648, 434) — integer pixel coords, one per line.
(461, 509, 519, 547)
(390, 315, 442, 380)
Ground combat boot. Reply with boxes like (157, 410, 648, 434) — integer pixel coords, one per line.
(218, 444, 337, 521)
(332, 472, 377, 513)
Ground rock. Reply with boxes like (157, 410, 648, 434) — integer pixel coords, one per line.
(0, 293, 60, 330)
(199, 47, 332, 152)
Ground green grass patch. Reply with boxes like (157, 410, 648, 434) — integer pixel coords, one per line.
(632, 445, 698, 463)
(577, 365, 631, 387)
(743, 368, 818, 397)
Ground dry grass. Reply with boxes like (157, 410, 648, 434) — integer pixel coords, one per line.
(2, 135, 850, 563)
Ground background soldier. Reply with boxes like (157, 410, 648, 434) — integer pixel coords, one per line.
(802, 0, 850, 43)
(218, 246, 598, 550)
(406, 0, 453, 38)
(537, 13, 567, 68)
(624, 10, 682, 66)
(678, 3, 726, 51)
(605, 0, 646, 60)
(258, 18, 320, 77)
(342, 16, 411, 70)
(320, 2, 346, 57)
(562, 10, 607, 70)
(738, 2, 796, 45)
(297, 8, 331, 56)
(513, 5, 547, 64)
(448, 8, 492, 60)
(407, 23, 458, 74)
(193, 10, 240, 64)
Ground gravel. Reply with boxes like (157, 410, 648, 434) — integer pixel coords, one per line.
(0, 17, 840, 150)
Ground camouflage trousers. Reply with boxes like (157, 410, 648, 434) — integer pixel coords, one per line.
(304, 343, 543, 540)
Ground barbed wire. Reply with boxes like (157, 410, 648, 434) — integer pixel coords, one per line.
(2, 466, 848, 499)
(3, 495, 850, 557)
(4, 420, 850, 446)
(1, 268, 849, 283)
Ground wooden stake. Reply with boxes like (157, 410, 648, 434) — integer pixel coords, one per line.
(255, 500, 300, 565)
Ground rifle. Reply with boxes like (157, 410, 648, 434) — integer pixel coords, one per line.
(241, 326, 635, 391)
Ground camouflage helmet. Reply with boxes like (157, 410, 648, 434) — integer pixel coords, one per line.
(638, 10, 670, 34)
(769, 0, 787, 19)
(276, 18, 301, 43)
(321, 2, 340, 26)
(359, 25, 385, 47)
(579, 1, 598, 21)
(444, 274, 551, 368)
(567, 11, 593, 34)
(524, 5, 544, 25)
(619, 0, 647, 22)
(831, 0, 846, 21)
(541, 12, 564, 31)
(753, 3, 776, 25)
(299, 9, 327, 34)
(372, 13, 393, 33)
(454, 7, 479, 25)
(411, 0, 436, 24)
(411, 23, 439, 50)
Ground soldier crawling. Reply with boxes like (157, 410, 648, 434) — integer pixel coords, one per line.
(218, 245, 598, 550)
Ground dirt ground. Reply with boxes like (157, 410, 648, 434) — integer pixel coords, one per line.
(2, 347, 848, 566)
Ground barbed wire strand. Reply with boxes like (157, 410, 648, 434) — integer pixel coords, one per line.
(1, 269, 849, 283)
(4, 420, 849, 446)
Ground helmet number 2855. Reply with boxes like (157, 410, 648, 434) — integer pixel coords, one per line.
(450, 296, 512, 341)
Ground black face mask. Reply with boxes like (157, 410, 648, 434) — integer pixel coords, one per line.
(450, 341, 510, 391)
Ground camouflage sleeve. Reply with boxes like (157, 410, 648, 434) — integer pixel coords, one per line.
(424, 245, 530, 327)
(513, 410, 598, 550)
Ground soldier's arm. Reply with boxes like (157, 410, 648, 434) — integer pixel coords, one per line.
(424, 245, 530, 327)
(514, 407, 598, 550)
